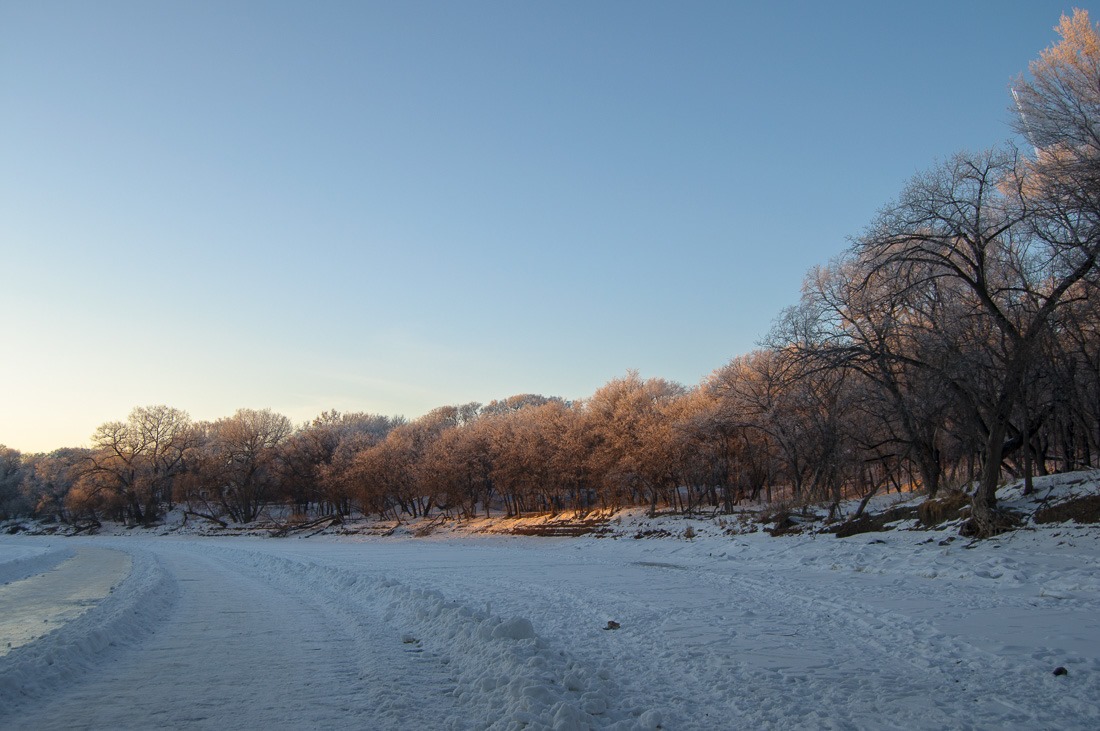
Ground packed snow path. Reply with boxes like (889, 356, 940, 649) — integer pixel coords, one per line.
(1, 542, 460, 731)
(1, 527, 1098, 729)
(267, 534, 1100, 729)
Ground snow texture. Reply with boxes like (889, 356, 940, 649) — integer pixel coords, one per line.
(0, 472, 1099, 729)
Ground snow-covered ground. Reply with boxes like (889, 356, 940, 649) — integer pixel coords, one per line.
(2, 477, 1099, 729)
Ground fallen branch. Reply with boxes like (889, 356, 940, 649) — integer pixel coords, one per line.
(270, 514, 342, 538)
(70, 520, 101, 535)
(184, 510, 228, 528)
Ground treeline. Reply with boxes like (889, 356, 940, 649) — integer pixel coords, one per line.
(3, 12, 1100, 536)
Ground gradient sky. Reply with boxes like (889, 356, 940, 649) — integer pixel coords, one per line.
(0, 1, 1087, 453)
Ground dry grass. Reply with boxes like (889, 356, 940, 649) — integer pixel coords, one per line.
(1034, 494, 1100, 524)
(917, 491, 970, 527)
(826, 505, 920, 538)
(511, 517, 611, 537)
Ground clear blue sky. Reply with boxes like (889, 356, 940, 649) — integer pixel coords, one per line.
(0, 1, 1088, 453)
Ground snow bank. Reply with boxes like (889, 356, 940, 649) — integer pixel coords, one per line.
(0, 544, 73, 585)
(3, 470, 1100, 729)
(212, 546, 650, 730)
(0, 543, 176, 714)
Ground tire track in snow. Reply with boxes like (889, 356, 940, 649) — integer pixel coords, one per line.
(353, 538, 1098, 730)
(190, 543, 462, 730)
(501, 556, 913, 729)
(201, 543, 646, 730)
(346, 545, 790, 729)
(704, 557, 1100, 730)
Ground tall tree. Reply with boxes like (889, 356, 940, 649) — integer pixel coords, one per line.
(584, 372, 685, 516)
(1012, 9, 1100, 213)
(77, 405, 195, 524)
(791, 256, 953, 496)
(23, 448, 88, 521)
(857, 142, 1100, 535)
(204, 408, 293, 523)
(0, 446, 26, 519)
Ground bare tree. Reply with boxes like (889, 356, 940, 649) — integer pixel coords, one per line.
(0, 446, 27, 519)
(203, 408, 293, 523)
(76, 405, 195, 524)
(22, 448, 88, 521)
(856, 140, 1100, 535)
(279, 411, 401, 517)
(1012, 9, 1100, 215)
(583, 372, 686, 516)
(420, 417, 496, 519)
(792, 256, 954, 496)
(711, 351, 813, 502)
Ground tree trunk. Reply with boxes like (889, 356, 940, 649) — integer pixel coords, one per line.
(917, 445, 941, 498)
(968, 418, 1018, 537)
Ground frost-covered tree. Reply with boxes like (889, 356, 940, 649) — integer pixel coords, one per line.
(0, 446, 28, 519)
(201, 408, 294, 523)
(73, 405, 195, 524)
(583, 372, 686, 516)
(279, 411, 402, 517)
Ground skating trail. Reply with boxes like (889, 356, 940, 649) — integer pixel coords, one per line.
(2, 542, 454, 731)
(0, 547, 128, 657)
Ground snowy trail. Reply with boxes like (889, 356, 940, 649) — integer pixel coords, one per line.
(256, 535, 1100, 730)
(1, 527, 1098, 730)
(4, 542, 453, 731)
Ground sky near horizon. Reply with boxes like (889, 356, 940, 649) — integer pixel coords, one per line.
(0, 1, 1088, 453)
